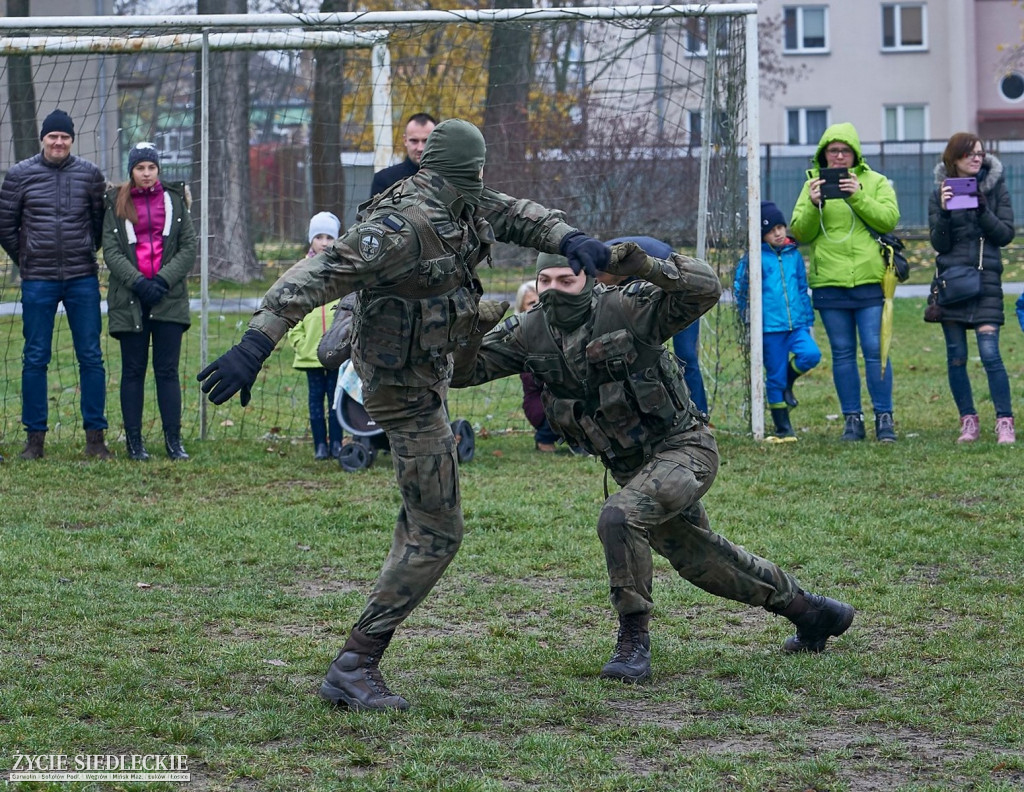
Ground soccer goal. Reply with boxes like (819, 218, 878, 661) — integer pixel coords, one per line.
(0, 4, 764, 447)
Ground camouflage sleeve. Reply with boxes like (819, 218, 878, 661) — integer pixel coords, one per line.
(475, 187, 577, 254)
(620, 253, 723, 343)
(249, 215, 420, 343)
(451, 314, 529, 388)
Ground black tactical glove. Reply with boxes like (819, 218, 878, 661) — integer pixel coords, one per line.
(559, 231, 611, 277)
(132, 276, 169, 308)
(197, 329, 275, 406)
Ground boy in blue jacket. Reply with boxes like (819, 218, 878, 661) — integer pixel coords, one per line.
(734, 202, 821, 440)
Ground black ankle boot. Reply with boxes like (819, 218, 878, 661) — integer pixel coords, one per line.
(600, 613, 652, 683)
(783, 361, 802, 408)
(774, 590, 855, 653)
(164, 429, 190, 460)
(320, 628, 410, 711)
(770, 406, 796, 440)
(125, 429, 150, 461)
(841, 413, 865, 441)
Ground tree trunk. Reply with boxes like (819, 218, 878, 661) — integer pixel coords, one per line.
(6, 0, 38, 162)
(482, 0, 532, 189)
(193, 0, 261, 283)
(310, 0, 348, 222)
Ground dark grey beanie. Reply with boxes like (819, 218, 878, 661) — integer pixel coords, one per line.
(40, 109, 75, 140)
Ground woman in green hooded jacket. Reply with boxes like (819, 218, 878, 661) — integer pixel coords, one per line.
(790, 122, 901, 442)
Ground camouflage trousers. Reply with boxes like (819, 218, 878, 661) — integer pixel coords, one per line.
(597, 425, 800, 616)
(354, 378, 463, 638)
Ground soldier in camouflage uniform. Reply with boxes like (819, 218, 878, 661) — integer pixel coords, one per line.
(197, 119, 611, 711)
(452, 244, 855, 683)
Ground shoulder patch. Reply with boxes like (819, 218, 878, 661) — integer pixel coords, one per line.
(356, 224, 386, 262)
(500, 314, 521, 334)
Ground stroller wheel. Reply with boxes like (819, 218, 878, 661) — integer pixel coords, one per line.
(338, 439, 372, 472)
(451, 419, 475, 464)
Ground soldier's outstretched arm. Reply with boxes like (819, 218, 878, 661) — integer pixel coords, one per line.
(450, 313, 529, 389)
(475, 187, 577, 255)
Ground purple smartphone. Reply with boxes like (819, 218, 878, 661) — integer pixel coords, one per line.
(945, 177, 978, 210)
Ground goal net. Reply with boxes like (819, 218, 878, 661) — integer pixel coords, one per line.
(0, 5, 757, 448)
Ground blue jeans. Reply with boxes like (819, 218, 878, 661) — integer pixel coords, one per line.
(817, 305, 892, 415)
(21, 276, 107, 432)
(672, 322, 708, 414)
(305, 368, 343, 447)
(942, 323, 1013, 418)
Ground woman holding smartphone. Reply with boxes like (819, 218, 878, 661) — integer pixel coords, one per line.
(790, 122, 901, 442)
(928, 132, 1016, 444)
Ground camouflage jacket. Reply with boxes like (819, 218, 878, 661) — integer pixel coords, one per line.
(454, 252, 722, 476)
(249, 169, 575, 389)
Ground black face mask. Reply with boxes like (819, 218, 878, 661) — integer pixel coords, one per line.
(539, 279, 594, 331)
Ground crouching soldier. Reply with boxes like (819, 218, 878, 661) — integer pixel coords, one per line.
(452, 243, 855, 682)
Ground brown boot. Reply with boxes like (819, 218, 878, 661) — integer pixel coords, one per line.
(319, 628, 410, 711)
(774, 590, 855, 653)
(84, 429, 112, 460)
(600, 612, 652, 683)
(20, 431, 46, 460)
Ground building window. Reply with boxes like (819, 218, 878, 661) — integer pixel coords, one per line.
(884, 105, 927, 140)
(999, 72, 1024, 102)
(688, 110, 730, 146)
(783, 7, 828, 53)
(882, 4, 926, 50)
(685, 17, 730, 57)
(787, 108, 828, 144)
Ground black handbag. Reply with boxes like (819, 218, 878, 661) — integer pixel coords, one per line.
(936, 267, 982, 306)
(855, 214, 910, 282)
(935, 238, 985, 307)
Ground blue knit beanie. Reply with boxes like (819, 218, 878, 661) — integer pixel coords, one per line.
(761, 201, 787, 235)
(128, 142, 160, 172)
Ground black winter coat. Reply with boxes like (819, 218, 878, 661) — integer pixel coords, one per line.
(928, 154, 1015, 326)
(0, 153, 106, 281)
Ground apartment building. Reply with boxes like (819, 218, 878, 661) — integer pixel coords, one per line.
(755, 0, 1024, 144)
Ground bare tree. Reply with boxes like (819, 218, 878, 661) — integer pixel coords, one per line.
(5, 0, 38, 162)
(194, 0, 261, 282)
(310, 0, 348, 219)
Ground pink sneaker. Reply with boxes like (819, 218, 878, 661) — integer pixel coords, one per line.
(995, 416, 1016, 445)
(957, 414, 980, 443)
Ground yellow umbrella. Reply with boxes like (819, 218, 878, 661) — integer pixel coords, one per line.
(879, 256, 898, 368)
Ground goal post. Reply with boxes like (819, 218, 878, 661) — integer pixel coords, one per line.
(0, 5, 763, 446)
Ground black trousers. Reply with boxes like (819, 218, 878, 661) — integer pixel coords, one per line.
(118, 318, 186, 432)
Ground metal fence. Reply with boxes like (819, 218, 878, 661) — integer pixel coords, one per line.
(761, 139, 1024, 233)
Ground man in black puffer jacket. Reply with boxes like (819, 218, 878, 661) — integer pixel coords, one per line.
(0, 109, 110, 460)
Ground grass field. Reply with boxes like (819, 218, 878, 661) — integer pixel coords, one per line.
(2, 284, 1024, 791)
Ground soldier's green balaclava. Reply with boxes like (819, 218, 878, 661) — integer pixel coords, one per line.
(419, 119, 486, 207)
(536, 251, 594, 331)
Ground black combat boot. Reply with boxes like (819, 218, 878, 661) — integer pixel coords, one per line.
(783, 360, 803, 408)
(125, 429, 150, 461)
(600, 613, 651, 683)
(773, 590, 855, 653)
(20, 431, 45, 460)
(164, 429, 190, 461)
(319, 628, 410, 711)
(769, 406, 797, 441)
(84, 429, 112, 460)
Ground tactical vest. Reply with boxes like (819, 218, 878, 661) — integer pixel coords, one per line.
(523, 287, 703, 473)
(352, 179, 488, 372)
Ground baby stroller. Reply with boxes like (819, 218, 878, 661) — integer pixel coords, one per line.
(333, 360, 476, 472)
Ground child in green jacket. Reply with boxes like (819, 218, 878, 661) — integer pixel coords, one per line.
(287, 212, 343, 460)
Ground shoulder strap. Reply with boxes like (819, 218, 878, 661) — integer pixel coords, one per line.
(400, 204, 448, 261)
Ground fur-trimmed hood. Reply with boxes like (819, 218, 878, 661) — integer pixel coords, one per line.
(933, 153, 1004, 193)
